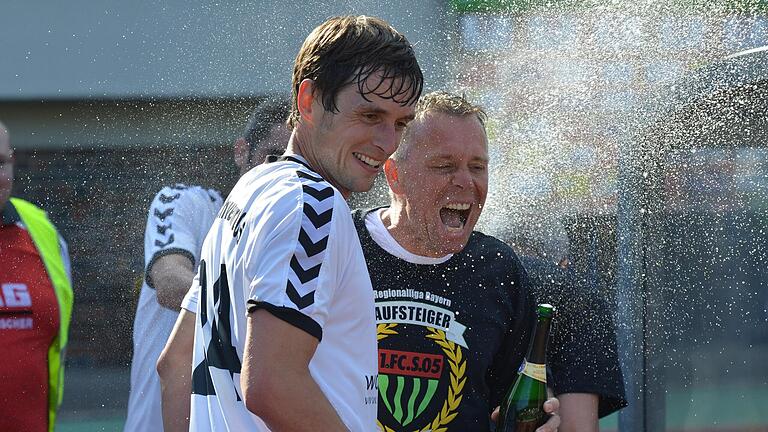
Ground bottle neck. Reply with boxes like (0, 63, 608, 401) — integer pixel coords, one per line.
(527, 316, 552, 365)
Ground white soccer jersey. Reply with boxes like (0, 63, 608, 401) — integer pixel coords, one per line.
(187, 155, 378, 432)
(124, 184, 223, 432)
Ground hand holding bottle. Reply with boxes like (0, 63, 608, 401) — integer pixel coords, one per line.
(491, 398, 560, 432)
(496, 304, 558, 431)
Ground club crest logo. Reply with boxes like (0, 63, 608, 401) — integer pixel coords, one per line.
(376, 323, 467, 432)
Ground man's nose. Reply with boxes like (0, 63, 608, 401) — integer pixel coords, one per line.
(451, 168, 473, 189)
(374, 123, 399, 156)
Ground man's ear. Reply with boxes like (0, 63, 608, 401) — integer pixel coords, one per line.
(384, 159, 404, 195)
(296, 79, 317, 126)
(234, 137, 249, 171)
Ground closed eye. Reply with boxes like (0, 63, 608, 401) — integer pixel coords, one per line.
(361, 113, 379, 122)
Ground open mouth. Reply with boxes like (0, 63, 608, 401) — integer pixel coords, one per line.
(353, 152, 382, 169)
(439, 203, 471, 230)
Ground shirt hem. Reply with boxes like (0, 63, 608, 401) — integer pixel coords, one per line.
(246, 300, 323, 342)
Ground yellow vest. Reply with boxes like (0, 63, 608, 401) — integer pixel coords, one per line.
(10, 198, 74, 432)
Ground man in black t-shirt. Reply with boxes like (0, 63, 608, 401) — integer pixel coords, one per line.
(354, 91, 560, 432)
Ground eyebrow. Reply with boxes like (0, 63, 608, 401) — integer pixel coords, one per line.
(355, 104, 415, 121)
(428, 155, 489, 163)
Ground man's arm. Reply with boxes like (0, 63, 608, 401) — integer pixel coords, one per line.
(151, 254, 195, 310)
(143, 185, 217, 310)
(241, 309, 348, 432)
(558, 393, 599, 432)
(156, 308, 196, 432)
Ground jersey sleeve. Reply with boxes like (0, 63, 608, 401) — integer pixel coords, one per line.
(244, 177, 341, 342)
(487, 253, 536, 410)
(144, 186, 211, 289)
(542, 270, 628, 417)
(521, 257, 627, 417)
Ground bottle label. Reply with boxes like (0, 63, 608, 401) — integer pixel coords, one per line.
(516, 407, 546, 432)
(519, 360, 546, 383)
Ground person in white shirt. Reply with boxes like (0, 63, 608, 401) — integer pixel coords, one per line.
(123, 97, 291, 432)
(156, 15, 423, 432)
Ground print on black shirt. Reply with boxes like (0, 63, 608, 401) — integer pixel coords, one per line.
(354, 209, 535, 432)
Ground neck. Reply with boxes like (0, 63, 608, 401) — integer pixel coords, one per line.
(380, 203, 446, 258)
(286, 128, 350, 199)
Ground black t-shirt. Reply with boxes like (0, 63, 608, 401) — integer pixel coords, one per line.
(519, 256, 628, 418)
(354, 209, 536, 432)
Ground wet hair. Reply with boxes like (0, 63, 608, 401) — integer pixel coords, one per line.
(243, 96, 290, 160)
(393, 91, 488, 161)
(288, 15, 423, 128)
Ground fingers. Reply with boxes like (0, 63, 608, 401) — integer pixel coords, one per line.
(537, 397, 561, 432)
(536, 412, 560, 432)
(492, 399, 560, 430)
(543, 397, 560, 414)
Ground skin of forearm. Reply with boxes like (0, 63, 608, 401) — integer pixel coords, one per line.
(154, 270, 195, 310)
(157, 310, 195, 432)
(558, 393, 599, 432)
(241, 365, 349, 432)
(152, 255, 196, 311)
(241, 310, 349, 432)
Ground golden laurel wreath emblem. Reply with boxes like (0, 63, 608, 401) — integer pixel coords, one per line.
(376, 323, 467, 432)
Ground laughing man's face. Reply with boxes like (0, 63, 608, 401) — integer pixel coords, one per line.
(393, 112, 489, 256)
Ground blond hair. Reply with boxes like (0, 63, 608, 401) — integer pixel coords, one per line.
(393, 91, 487, 161)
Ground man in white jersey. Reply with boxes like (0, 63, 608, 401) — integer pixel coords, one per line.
(124, 97, 291, 432)
(156, 15, 423, 432)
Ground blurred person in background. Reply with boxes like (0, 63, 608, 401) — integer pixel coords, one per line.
(0, 120, 74, 432)
(511, 233, 627, 431)
(157, 15, 423, 432)
(124, 97, 290, 432)
(352, 91, 560, 431)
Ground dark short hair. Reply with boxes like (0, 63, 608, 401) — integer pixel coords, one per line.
(243, 96, 290, 147)
(288, 15, 423, 128)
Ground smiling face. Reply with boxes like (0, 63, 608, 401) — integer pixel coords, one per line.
(385, 112, 489, 256)
(297, 74, 416, 198)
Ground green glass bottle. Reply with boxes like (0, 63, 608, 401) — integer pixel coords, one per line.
(497, 303, 555, 432)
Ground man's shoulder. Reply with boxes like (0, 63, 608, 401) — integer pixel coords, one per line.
(6, 197, 66, 234)
(465, 231, 519, 261)
(151, 184, 223, 207)
(235, 163, 349, 235)
(456, 232, 529, 288)
(248, 160, 342, 202)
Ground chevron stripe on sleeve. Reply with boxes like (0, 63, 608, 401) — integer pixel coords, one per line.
(285, 170, 336, 310)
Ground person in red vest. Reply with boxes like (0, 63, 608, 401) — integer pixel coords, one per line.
(0, 120, 74, 432)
